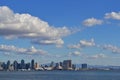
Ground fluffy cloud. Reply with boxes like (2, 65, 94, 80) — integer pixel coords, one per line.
(32, 38, 64, 45)
(83, 17, 103, 27)
(0, 6, 72, 46)
(69, 51, 81, 56)
(0, 44, 47, 55)
(88, 53, 106, 59)
(68, 38, 95, 49)
(105, 12, 120, 20)
(103, 44, 120, 54)
(80, 38, 95, 47)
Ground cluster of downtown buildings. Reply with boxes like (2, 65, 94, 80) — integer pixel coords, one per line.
(0, 59, 88, 71)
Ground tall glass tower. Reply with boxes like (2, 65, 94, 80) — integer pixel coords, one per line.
(21, 59, 25, 69)
(13, 60, 18, 70)
(6, 60, 10, 70)
(31, 59, 35, 70)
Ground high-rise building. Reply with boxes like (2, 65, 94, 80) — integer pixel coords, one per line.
(63, 60, 72, 70)
(17, 63, 21, 69)
(34, 62, 39, 70)
(1, 62, 6, 70)
(21, 59, 25, 69)
(81, 64, 87, 69)
(59, 62, 63, 67)
(54, 63, 62, 70)
(13, 60, 18, 70)
(0, 62, 3, 70)
(50, 61, 54, 68)
(31, 59, 35, 70)
(72, 64, 76, 70)
(26, 63, 30, 70)
(6, 60, 10, 70)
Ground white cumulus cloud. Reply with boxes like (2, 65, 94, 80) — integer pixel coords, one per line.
(80, 38, 95, 47)
(32, 38, 64, 45)
(69, 51, 81, 56)
(105, 12, 120, 20)
(68, 38, 95, 49)
(83, 17, 103, 27)
(103, 44, 120, 54)
(0, 44, 47, 55)
(0, 6, 72, 46)
(88, 53, 106, 59)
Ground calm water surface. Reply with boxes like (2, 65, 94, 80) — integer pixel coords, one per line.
(0, 70, 120, 80)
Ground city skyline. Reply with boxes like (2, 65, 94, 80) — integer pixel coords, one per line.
(0, 0, 120, 66)
(0, 59, 119, 71)
(0, 59, 77, 71)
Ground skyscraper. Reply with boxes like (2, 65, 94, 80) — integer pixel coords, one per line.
(13, 60, 18, 70)
(1, 62, 6, 70)
(63, 60, 72, 70)
(59, 62, 63, 67)
(21, 59, 25, 69)
(0, 62, 3, 70)
(26, 63, 30, 70)
(31, 59, 35, 70)
(50, 61, 54, 68)
(6, 60, 10, 70)
(34, 62, 39, 70)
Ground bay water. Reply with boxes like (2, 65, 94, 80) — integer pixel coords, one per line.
(0, 70, 120, 80)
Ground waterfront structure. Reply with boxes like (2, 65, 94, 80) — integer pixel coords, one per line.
(72, 64, 76, 70)
(82, 64, 87, 69)
(9, 64, 14, 71)
(31, 59, 35, 70)
(34, 62, 40, 70)
(17, 63, 21, 69)
(59, 62, 63, 67)
(21, 59, 25, 69)
(63, 60, 72, 70)
(0, 62, 3, 70)
(55, 63, 62, 70)
(26, 63, 30, 70)
(6, 60, 10, 70)
(50, 61, 54, 68)
(1, 62, 6, 70)
(13, 60, 18, 70)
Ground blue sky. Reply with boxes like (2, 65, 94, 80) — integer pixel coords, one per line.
(0, 0, 120, 66)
